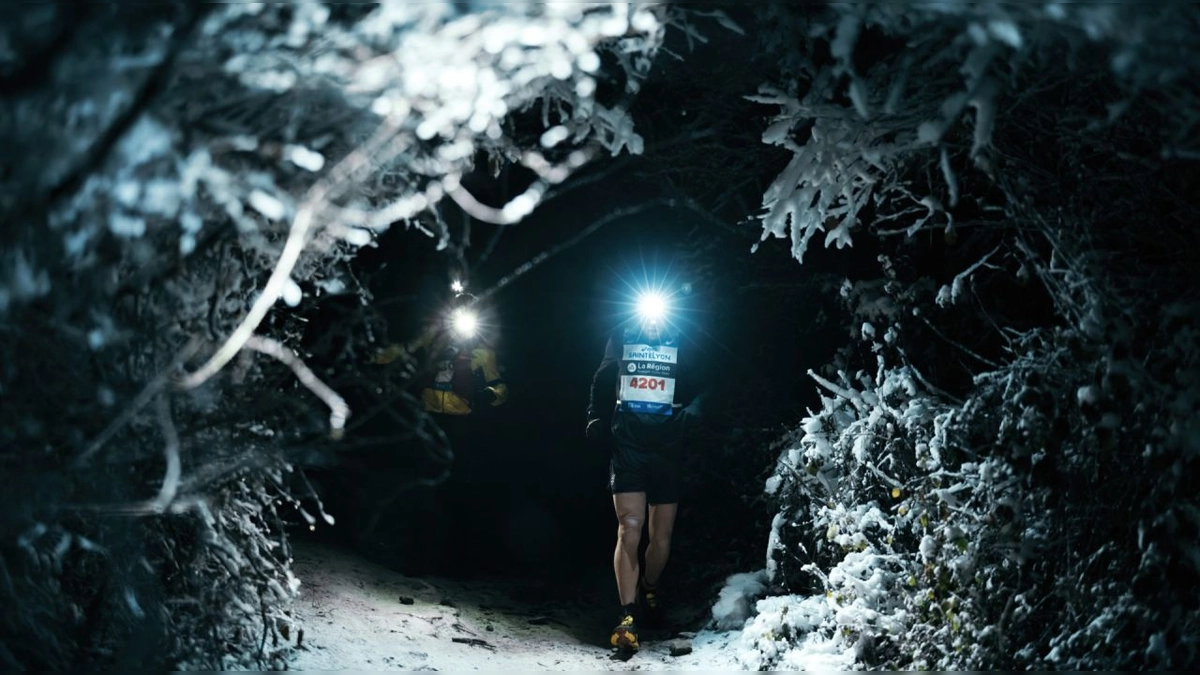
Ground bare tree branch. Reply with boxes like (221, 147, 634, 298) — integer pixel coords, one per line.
(243, 335, 350, 441)
(149, 395, 182, 513)
(175, 117, 407, 391)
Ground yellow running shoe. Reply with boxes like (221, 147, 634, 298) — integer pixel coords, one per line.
(610, 611, 639, 652)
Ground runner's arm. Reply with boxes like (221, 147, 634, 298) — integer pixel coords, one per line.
(586, 334, 619, 429)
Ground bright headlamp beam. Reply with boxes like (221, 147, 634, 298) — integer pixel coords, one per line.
(635, 291, 668, 324)
(451, 308, 478, 338)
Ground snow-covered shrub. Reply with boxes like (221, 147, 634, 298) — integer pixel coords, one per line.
(763, 243, 1199, 669)
(0, 2, 664, 668)
(712, 569, 768, 630)
(737, 594, 854, 671)
(749, 1, 1200, 670)
(761, 298, 1004, 669)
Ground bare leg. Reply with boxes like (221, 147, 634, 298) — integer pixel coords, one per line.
(612, 491, 647, 607)
(643, 502, 678, 587)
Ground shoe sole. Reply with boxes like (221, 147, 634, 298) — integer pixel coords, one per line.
(610, 626, 639, 651)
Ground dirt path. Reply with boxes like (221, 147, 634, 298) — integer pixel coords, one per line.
(287, 541, 743, 670)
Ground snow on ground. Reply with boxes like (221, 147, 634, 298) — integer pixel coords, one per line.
(286, 540, 746, 670)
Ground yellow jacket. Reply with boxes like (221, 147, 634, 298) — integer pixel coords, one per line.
(374, 329, 508, 416)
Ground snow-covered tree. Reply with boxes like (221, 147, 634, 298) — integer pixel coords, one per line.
(0, 2, 664, 667)
(748, 2, 1200, 670)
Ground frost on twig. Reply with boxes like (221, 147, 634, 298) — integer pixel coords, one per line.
(173, 116, 408, 392)
(935, 245, 1001, 308)
(149, 395, 182, 513)
(243, 335, 350, 441)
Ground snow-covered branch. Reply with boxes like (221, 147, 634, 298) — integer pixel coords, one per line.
(243, 335, 349, 440)
(1, 2, 669, 668)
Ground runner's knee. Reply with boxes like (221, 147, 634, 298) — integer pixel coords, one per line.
(649, 527, 673, 548)
(617, 514, 643, 541)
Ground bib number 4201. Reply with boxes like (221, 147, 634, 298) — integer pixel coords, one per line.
(628, 377, 667, 390)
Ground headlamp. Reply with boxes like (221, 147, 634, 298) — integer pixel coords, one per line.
(450, 307, 478, 339)
(635, 291, 669, 324)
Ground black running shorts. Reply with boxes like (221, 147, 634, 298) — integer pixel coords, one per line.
(609, 443, 682, 505)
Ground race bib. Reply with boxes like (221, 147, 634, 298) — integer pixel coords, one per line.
(432, 345, 460, 391)
(618, 334, 678, 415)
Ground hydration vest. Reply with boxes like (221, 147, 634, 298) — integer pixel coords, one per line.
(427, 341, 476, 400)
(617, 326, 678, 416)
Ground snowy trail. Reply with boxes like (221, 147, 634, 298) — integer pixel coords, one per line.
(286, 541, 745, 670)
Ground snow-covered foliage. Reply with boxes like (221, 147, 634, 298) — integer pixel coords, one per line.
(711, 569, 768, 630)
(0, 2, 662, 668)
(749, 2, 1200, 670)
(750, 2, 1198, 262)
